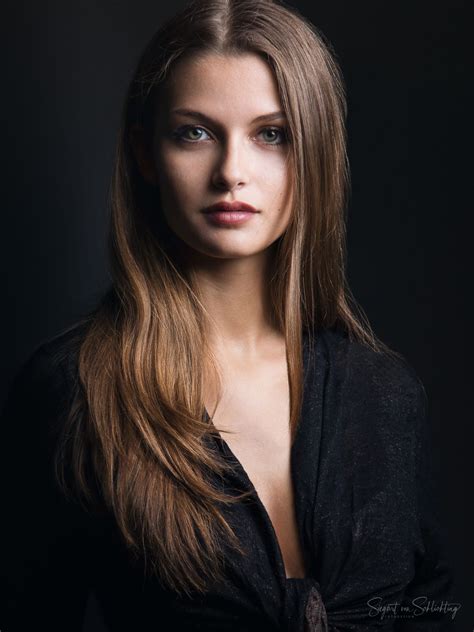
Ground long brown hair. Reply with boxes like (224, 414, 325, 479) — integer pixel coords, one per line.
(55, 0, 392, 596)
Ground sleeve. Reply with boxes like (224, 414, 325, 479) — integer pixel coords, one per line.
(0, 345, 91, 632)
(395, 377, 458, 631)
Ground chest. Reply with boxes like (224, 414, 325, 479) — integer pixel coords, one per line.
(204, 358, 307, 579)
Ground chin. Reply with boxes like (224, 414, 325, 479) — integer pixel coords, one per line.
(199, 244, 262, 260)
(183, 237, 267, 261)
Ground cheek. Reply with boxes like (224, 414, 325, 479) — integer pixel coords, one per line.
(258, 148, 288, 183)
(261, 155, 292, 211)
(155, 146, 205, 209)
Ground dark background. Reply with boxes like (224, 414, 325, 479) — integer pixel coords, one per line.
(2, 1, 471, 630)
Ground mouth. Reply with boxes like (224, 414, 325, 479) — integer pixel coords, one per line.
(201, 201, 259, 214)
(201, 201, 260, 227)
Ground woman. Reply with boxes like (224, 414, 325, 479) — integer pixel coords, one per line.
(0, 0, 454, 630)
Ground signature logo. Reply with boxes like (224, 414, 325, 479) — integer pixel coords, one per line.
(366, 596, 462, 621)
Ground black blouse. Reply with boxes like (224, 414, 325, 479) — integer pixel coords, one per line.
(0, 325, 455, 631)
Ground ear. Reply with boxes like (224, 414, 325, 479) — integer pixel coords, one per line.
(129, 124, 158, 185)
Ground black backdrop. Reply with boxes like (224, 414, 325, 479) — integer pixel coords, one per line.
(2, 1, 471, 630)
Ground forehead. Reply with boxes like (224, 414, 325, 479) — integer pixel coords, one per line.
(158, 52, 283, 118)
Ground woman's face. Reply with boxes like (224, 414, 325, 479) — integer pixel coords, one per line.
(143, 52, 293, 260)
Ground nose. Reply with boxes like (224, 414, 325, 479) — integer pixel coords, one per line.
(211, 136, 249, 192)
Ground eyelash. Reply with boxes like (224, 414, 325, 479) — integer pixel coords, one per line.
(172, 125, 288, 146)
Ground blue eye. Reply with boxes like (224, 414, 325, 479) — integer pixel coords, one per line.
(258, 127, 287, 145)
(173, 126, 211, 142)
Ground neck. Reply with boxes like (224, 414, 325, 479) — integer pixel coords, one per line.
(180, 243, 281, 355)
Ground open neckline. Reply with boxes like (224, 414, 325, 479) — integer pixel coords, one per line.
(207, 414, 309, 581)
(203, 330, 320, 583)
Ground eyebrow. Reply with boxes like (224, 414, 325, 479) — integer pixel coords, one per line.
(171, 108, 287, 125)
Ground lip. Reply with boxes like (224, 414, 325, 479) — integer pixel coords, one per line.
(201, 201, 259, 214)
(201, 201, 260, 227)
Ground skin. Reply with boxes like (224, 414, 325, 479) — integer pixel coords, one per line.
(131, 52, 293, 355)
(131, 53, 306, 578)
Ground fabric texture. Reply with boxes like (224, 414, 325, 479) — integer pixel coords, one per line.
(0, 324, 455, 631)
